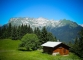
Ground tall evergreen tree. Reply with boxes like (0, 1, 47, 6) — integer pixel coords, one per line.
(71, 29, 83, 58)
(7, 23, 12, 38)
(34, 27, 41, 38)
(36, 27, 41, 36)
(72, 37, 79, 54)
(27, 25, 33, 33)
(24, 25, 28, 34)
(20, 24, 24, 39)
(11, 26, 18, 40)
(17, 26, 21, 39)
(2, 25, 8, 38)
(0, 27, 2, 38)
(78, 29, 83, 58)
(47, 32, 56, 41)
(34, 27, 37, 34)
(40, 27, 48, 44)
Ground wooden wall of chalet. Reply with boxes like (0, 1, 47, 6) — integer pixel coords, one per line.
(53, 47, 69, 55)
(43, 43, 69, 55)
(53, 43, 69, 55)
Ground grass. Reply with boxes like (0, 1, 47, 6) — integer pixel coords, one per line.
(0, 39, 81, 60)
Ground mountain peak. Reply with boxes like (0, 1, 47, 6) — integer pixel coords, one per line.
(36, 17, 48, 23)
(37, 17, 46, 20)
(8, 17, 78, 29)
(60, 19, 78, 27)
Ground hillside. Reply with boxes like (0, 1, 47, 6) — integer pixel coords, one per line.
(47, 24, 82, 42)
(0, 39, 81, 60)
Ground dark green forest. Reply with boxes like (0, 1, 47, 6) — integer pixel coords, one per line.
(0, 23, 56, 41)
(0, 23, 56, 50)
(67, 29, 83, 59)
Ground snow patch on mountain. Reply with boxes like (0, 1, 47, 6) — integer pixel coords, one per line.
(80, 24, 83, 27)
(9, 17, 78, 29)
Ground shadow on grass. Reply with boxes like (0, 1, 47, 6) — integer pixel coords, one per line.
(18, 47, 29, 51)
(18, 49, 28, 51)
(18, 47, 37, 52)
(42, 51, 52, 55)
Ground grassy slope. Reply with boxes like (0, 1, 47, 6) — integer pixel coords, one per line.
(0, 39, 81, 60)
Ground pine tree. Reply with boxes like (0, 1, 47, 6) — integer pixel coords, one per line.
(0, 27, 1, 38)
(72, 37, 79, 54)
(40, 27, 48, 44)
(34, 27, 41, 38)
(27, 25, 33, 33)
(78, 29, 83, 58)
(20, 24, 24, 39)
(36, 27, 41, 36)
(17, 26, 21, 39)
(47, 32, 56, 41)
(7, 23, 12, 38)
(11, 26, 18, 40)
(72, 29, 83, 58)
(24, 25, 28, 34)
(34, 27, 37, 34)
(2, 25, 8, 38)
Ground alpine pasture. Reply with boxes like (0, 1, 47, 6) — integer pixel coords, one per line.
(0, 39, 81, 60)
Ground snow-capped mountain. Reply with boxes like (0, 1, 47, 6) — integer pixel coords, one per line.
(8, 17, 82, 42)
(9, 17, 78, 29)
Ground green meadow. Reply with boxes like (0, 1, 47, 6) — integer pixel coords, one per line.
(0, 39, 81, 60)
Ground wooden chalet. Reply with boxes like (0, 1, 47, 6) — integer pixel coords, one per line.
(41, 41, 70, 55)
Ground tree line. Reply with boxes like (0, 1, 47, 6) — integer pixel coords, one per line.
(0, 23, 33, 39)
(0, 23, 56, 44)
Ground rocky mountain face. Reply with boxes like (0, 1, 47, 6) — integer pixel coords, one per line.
(80, 24, 83, 27)
(8, 17, 83, 42)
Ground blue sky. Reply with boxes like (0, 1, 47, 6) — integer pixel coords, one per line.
(0, 0, 83, 25)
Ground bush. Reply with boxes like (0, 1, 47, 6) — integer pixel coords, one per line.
(19, 33, 39, 51)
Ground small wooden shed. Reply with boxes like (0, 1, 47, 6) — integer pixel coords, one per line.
(41, 41, 70, 55)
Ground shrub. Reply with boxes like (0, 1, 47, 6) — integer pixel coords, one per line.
(19, 33, 39, 51)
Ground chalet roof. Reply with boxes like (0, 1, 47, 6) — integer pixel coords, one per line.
(41, 41, 62, 47)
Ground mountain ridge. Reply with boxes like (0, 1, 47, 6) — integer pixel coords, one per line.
(8, 17, 83, 42)
(9, 17, 79, 28)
